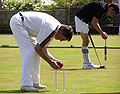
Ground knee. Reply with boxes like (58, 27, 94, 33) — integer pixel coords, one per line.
(87, 39, 90, 45)
(83, 39, 90, 46)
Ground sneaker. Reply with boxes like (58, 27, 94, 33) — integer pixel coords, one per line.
(83, 63, 100, 69)
(20, 86, 38, 92)
(33, 83, 47, 89)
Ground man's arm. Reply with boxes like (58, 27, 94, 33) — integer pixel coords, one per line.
(42, 46, 60, 61)
(35, 43, 59, 69)
(91, 17, 108, 39)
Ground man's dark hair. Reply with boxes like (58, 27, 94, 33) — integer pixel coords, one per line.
(109, 3, 119, 14)
(59, 25, 73, 41)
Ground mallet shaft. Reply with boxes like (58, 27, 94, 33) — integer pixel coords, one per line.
(94, 48, 102, 66)
(88, 33, 102, 66)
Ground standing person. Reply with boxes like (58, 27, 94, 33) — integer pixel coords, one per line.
(75, 1, 119, 69)
(10, 11, 73, 92)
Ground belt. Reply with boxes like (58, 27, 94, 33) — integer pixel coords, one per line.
(19, 12, 24, 22)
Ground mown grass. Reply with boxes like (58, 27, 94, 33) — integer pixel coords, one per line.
(0, 35, 120, 94)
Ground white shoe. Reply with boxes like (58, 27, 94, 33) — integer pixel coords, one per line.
(83, 63, 100, 69)
(33, 83, 47, 89)
(20, 86, 38, 92)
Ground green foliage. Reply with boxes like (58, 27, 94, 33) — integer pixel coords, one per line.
(3, 0, 44, 11)
(99, 13, 114, 26)
(47, 0, 94, 10)
(2, 0, 95, 11)
(46, 0, 72, 10)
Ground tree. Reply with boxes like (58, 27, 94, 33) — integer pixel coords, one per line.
(2, 0, 44, 11)
(72, 0, 94, 7)
(46, 0, 73, 10)
(0, 0, 3, 10)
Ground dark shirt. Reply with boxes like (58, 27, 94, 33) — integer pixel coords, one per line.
(75, 1, 108, 24)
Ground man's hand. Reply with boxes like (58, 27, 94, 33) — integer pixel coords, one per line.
(48, 61, 60, 69)
(35, 44, 62, 69)
(91, 17, 108, 40)
(31, 37, 37, 46)
(101, 32, 108, 39)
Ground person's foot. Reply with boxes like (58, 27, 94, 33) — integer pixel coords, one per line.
(33, 83, 47, 89)
(20, 86, 38, 92)
(83, 63, 100, 69)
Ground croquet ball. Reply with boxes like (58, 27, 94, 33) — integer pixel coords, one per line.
(57, 62, 63, 68)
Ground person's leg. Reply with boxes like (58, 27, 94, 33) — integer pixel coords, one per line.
(75, 16, 100, 69)
(31, 37, 47, 89)
(10, 15, 38, 89)
(80, 32, 91, 64)
(75, 16, 91, 65)
(30, 37, 40, 84)
(80, 32, 100, 69)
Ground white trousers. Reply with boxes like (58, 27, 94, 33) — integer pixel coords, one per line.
(10, 14, 40, 86)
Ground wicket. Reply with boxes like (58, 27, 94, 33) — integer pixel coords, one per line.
(104, 40, 107, 68)
(55, 68, 65, 91)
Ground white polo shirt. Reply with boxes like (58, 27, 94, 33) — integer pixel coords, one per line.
(19, 12, 61, 47)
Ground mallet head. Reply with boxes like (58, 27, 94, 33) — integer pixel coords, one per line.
(99, 65, 106, 69)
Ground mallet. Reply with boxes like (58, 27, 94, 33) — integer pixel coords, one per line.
(88, 33, 102, 66)
(88, 33, 105, 68)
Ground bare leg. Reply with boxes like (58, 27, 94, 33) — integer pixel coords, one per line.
(80, 32, 91, 64)
(80, 32, 89, 46)
(80, 32, 100, 69)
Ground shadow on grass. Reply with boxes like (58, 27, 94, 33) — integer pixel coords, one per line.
(62, 68, 83, 71)
(50, 68, 83, 71)
(0, 90, 50, 93)
(51, 68, 107, 71)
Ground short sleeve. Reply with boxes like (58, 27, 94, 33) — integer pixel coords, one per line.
(36, 26, 57, 48)
(94, 7, 104, 19)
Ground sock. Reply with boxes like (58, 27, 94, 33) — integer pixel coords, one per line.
(82, 46, 91, 64)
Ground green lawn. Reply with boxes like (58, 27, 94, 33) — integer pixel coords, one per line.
(0, 35, 120, 94)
